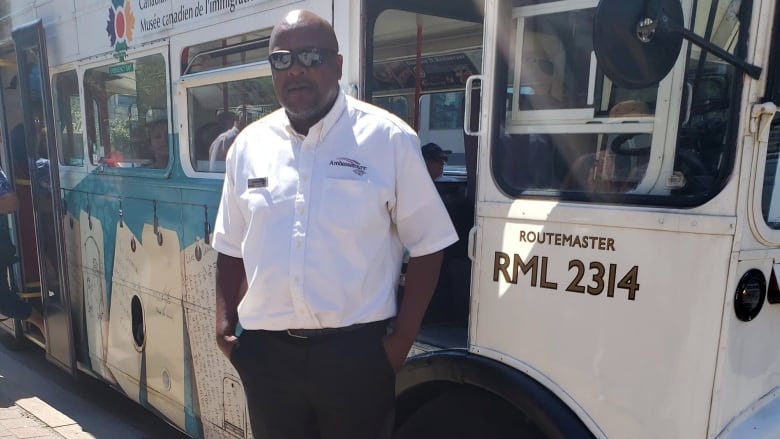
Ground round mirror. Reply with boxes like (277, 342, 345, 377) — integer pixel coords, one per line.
(593, 0, 684, 89)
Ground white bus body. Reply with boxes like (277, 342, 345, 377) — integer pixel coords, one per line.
(0, 0, 779, 437)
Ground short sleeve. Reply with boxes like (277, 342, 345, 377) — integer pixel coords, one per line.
(391, 131, 458, 257)
(211, 145, 245, 257)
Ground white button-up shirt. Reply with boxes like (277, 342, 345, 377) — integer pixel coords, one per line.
(212, 90, 458, 330)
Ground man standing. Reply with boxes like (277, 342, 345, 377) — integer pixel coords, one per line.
(212, 9, 457, 439)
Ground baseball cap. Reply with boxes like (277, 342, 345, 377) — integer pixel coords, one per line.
(421, 143, 452, 161)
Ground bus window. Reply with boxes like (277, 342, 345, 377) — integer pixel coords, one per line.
(492, 0, 744, 203)
(182, 31, 270, 75)
(187, 77, 278, 173)
(84, 54, 169, 169)
(762, 130, 780, 227)
(373, 96, 410, 125)
(429, 92, 464, 130)
(181, 30, 279, 173)
(53, 70, 83, 167)
(762, 4, 780, 229)
(372, 9, 482, 173)
(420, 91, 466, 167)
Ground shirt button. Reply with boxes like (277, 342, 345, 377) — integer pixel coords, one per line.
(301, 175, 308, 182)
(298, 208, 304, 215)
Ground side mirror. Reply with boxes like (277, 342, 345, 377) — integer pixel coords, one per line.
(593, 0, 761, 89)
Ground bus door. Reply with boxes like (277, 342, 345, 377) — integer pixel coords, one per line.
(366, 1, 484, 351)
(13, 19, 75, 373)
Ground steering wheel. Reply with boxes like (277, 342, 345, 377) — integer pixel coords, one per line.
(610, 134, 651, 156)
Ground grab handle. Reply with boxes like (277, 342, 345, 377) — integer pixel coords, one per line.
(467, 226, 478, 262)
(463, 74, 483, 136)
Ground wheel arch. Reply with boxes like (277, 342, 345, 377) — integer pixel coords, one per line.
(395, 349, 597, 439)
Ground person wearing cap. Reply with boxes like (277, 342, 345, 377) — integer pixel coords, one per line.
(212, 10, 458, 439)
(421, 142, 451, 180)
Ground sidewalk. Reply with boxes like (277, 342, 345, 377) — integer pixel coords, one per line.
(0, 399, 73, 438)
(0, 336, 187, 439)
(0, 362, 88, 439)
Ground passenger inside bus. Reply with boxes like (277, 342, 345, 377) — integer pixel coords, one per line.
(193, 121, 223, 164)
(146, 119, 169, 168)
(399, 140, 471, 343)
(421, 143, 451, 180)
(417, 120, 476, 344)
(209, 109, 245, 172)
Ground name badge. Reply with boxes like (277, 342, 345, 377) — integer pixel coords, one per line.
(248, 177, 268, 188)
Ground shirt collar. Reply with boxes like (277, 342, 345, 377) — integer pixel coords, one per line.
(284, 88, 347, 141)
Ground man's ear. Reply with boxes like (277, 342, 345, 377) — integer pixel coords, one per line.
(336, 54, 343, 79)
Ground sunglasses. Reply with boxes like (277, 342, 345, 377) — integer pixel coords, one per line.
(268, 47, 337, 71)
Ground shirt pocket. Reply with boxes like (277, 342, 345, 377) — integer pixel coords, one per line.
(318, 178, 381, 231)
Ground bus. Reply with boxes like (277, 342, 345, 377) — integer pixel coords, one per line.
(0, 0, 778, 437)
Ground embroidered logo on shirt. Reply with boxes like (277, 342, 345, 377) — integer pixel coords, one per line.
(329, 157, 367, 176)
(248, 177, 268, 188)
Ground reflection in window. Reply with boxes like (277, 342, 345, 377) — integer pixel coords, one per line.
(0, 58, 27, 179)
(187, 77, 278, 172)
(372, 9, 482, 171)
(492, 0, 743, 204)
(495, 132, 651, 193)
(53, 71, 83, 166)
(84, 54, 169, 169)
(495, 4, 658, 197)
(430, 92, 464, 130)
(182, 30, 271, 75)
(762, 128, 780, 227)
(373, 96, 409, 124)
(674, 0, 742, 198)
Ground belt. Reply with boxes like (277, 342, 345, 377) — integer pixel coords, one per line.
(283, 321, 386, 339)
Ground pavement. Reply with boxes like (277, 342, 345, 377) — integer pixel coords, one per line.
(0, 399, 74, 439)
(0, 348, 93, 438)
(0, 335, 188, 439)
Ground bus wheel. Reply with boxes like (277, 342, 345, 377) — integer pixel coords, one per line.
(393, 387, 547, 439)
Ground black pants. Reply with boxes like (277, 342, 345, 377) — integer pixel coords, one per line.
(231, 321, 395, 439)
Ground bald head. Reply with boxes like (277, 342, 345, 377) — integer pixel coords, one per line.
(268, 9, 343, 135)
(269, 10, 338, 52)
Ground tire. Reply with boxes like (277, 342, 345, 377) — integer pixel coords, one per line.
(394, 387, 548, 439)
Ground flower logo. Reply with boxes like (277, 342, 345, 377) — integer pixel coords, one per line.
(106, 0, 135, 59)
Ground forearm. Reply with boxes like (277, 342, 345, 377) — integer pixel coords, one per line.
(215, 252, 247, 336)
(394, 250, 444, 342)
